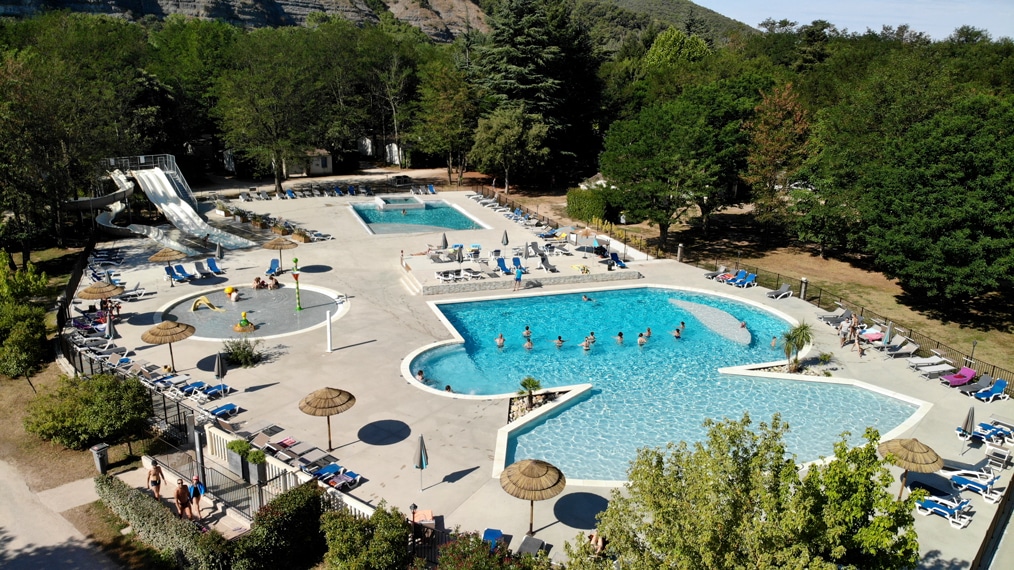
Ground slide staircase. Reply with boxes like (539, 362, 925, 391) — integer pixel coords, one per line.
(129, 167, 255, 250)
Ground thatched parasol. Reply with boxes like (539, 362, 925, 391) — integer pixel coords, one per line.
(299, 387, 356, 451)
(263, 237, 299, 272)
(77, 281, 125, 300)
(149, 247, 188, 287)
(878, 438, 944, 498)
(149, 247, 187, 266)
(500, 459, 566, 535)
(141, 320, 196, 372)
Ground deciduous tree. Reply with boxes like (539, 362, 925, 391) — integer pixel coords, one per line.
(470, 106, 550, 193)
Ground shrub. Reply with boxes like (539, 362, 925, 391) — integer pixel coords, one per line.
(566, 187, 608, 222)
(226, 439, 252, 459)
(222, 337, 264, 367)
(0, 300, 46, 377)
(94, 475, 232, 570)
(233, 482, 327, 570)
(322, 502, 412, 570)
(246, 449, 266, 464)
(25, 374, 152, 449)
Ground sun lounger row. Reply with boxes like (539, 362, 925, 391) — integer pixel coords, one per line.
(309, 462, 363, 491)
(279, 185, 374, 199)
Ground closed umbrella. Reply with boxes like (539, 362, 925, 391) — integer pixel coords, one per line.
(960, 407, 975, 452)
(440, 233, 449, 251)
(299, 387, 356, 451)
(141, 320, 196, 372)
(105, 316, 116, 340)
(263, 237, 299, 272)
(502, 231, 509, 247)
(214, 352, 226, 380)
(216, 242, 224, 260)
(883, 322, 894, 348)
(878, 438, 944, 498)
(500, 459, 566, 535)
(414, 435, 429, 490)
(455, 246, 464, 271)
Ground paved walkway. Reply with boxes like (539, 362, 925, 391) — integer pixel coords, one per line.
(51, 188, 1014, 565)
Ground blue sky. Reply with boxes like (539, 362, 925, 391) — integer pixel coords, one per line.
(694, 1, 1014, 40)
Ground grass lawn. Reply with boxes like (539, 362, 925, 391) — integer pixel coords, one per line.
(63, 501, 172, 569)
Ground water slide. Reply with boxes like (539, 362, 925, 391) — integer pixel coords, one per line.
(129, 167, 255, 249)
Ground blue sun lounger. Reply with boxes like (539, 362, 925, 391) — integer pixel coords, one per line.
(496, 257, 512, 275)
(974, 379, 1011, 403)
(208, 403, 239, 419)
(265, 258, 280, 276)
(174, 265, 197, 280)
(206, 258, 225, 275)
(609, 252, 628, 268)
(164, 266, 187, 283)
(180, 381, 207, 396)
(203, 383, 232, 399)
(286, 189, 297, 199)
(950, 474, 1002, 503)
(428, 184, 437, 194)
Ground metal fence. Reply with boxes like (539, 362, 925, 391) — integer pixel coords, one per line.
(684, 257, 1014, 393)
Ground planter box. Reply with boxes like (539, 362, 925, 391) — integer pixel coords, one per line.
(248, 461, 267, 486)
(291, 234, 311, 243)
(215, 209, 231, 218)
(234, 215, 248, 223)
(251, 220, 268, 230)
(271, 226, 292, 236)
(226, 449, 249, 481)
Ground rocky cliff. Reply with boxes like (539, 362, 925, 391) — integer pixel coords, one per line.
(0, 0, 487, 41)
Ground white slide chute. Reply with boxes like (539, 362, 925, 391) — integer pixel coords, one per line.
(130, 168, 254, 249)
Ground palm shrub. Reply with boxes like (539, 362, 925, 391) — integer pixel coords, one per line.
(782, 322, 814, 372)
(222, 337, 263, 367)
(518, 376, 542, 410)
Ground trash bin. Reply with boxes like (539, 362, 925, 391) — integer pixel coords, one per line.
(607, 261, 615, 271)
(90, 443, 110, 474)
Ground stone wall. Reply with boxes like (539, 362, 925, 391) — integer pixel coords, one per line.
(0, 0, 486, 39)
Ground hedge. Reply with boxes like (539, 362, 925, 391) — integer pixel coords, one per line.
(232, 481, 328, 570)
(321, 502, 412, 570)
(566, 187, 609, 223)
(94, 474, 231, 570)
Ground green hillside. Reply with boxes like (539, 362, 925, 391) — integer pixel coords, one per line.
(607, 0, 756, 40)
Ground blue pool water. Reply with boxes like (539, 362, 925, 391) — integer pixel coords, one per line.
(412, 288, 918, 480)
(352, 202, 483, 233)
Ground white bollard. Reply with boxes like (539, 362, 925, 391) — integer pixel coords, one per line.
(325, 310, 332, 353)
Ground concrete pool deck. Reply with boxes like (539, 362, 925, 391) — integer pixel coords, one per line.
(79, 189, 1012, 566)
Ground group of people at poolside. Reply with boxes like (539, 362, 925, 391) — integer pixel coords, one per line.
(252, 276, 280, 290)
(494, 322, 688, 350)
(837, 313, 867, 357)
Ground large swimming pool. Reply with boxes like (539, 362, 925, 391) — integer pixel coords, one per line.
(351, 201, 485, 233)
(412, 287, 918, 480)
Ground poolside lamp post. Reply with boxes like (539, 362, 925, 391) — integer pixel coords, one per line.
(292, 258, 303, 311)
(969, 340, 978, 364)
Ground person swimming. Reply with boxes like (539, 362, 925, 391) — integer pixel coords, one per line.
(495, 333, 505, 348)
(522, 325, 532, 338)
(582, 295, 592, 302)
(554, 336, 566, 347)
(644, 327, 652, 338)
(615, 332, 624, 344)
(637, 332, 647, 346)
(673, 328, 681, 339)
(586, 332, 597, 344)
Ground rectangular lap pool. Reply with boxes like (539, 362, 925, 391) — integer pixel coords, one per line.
(351, 201, 487, 234)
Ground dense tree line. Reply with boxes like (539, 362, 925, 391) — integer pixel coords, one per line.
(2, 9, 1012, 302)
